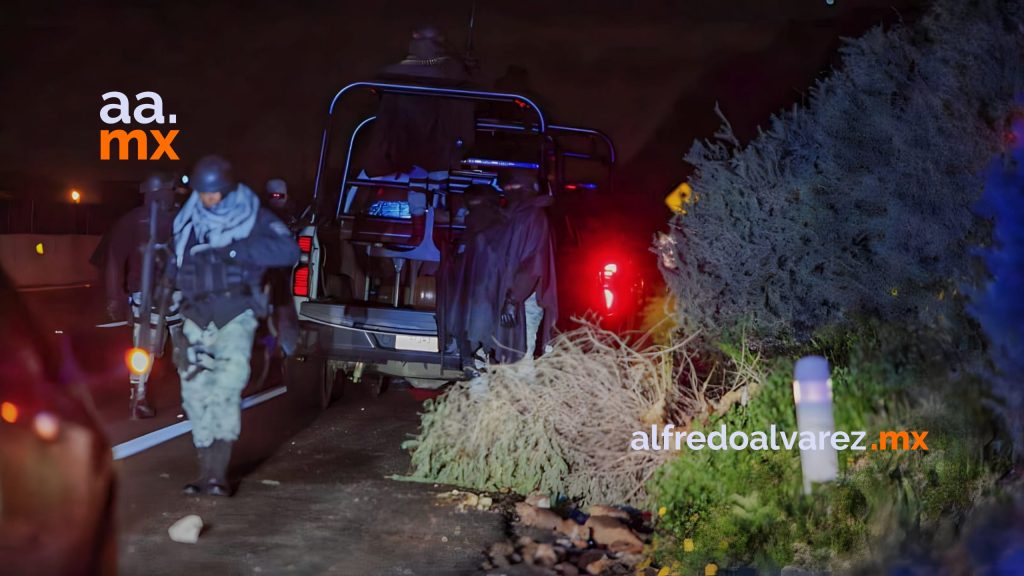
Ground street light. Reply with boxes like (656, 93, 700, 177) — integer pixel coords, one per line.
(70, 189, 82, 204)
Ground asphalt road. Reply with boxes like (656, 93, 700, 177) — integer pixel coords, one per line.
(22, 286, 505, 575)
(115, 381, 505, 576)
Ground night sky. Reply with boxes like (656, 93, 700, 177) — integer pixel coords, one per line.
(0, 0, 921, 225)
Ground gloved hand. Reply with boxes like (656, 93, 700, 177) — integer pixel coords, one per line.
(500, 297, 518, 327)
(189, 243, 214, 256)
(189, 243, 234, 259)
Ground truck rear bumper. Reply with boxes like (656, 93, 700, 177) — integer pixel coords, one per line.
(297, 301, 464, 379)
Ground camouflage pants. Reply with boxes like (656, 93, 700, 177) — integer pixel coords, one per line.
(178, 310, 257, 448)
(131, 291, 183, 358)
(524, 292, 542, 360)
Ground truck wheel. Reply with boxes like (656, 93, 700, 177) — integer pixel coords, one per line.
(321, 366, 350, 409)
(321, 365, 336, 409)
(331, 370, 348, 403)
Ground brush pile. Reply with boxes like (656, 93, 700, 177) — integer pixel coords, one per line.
(403, 322, 710, 507)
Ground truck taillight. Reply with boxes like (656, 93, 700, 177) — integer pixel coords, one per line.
(600, 262, 618, 312)
(293, 265, 310, 297)
(298, 236, 313, 254)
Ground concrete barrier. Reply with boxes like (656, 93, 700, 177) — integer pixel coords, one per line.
(0, 234, 101, 288)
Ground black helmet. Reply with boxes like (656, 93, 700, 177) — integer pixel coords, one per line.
(190, 155, 235, 194)
(139, 172, 177, 195)
(266, 178, 287, 197)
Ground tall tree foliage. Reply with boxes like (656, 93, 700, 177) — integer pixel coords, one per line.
(659, 0, 1024, 346)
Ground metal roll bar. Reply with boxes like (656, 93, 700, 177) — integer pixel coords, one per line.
(312, 82, 548, 206)
(549, 124, 617, 165)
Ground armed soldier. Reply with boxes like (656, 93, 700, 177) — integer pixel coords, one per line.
(263, 177, 301, 357)
(103, 172, 182, 418)
(265, 177, 299, 229)
(171, 155, 299, 496)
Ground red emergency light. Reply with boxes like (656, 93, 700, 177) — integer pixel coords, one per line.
(297, 236, 313, 254)
(600, 262, 618, 312)
(293, 265, 310, 297)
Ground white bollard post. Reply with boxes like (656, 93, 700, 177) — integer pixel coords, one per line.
(793, 355, 838, 494)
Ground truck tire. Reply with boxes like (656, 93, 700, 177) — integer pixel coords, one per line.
(320, 365, 352, 409)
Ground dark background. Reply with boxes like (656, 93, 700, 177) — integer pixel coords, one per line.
(0, 0, 923, 236)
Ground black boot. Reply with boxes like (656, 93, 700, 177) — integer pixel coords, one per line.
(203, 440, 233, 497)
(183, 445, 211, 495)
(130, 383, 155, 419)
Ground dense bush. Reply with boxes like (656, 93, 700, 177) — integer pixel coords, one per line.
(657, 0, 1024, 346)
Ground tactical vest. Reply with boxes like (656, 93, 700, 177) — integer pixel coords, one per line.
(176, 252, 265, 308)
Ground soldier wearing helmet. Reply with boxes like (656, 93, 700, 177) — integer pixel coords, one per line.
(262, 177, 301, 356)
(103, 171, 182, 418)
(264, 177, 298, 228)
(170, 155, 299, 496)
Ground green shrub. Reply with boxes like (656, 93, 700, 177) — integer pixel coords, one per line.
(652, 333, 1004, 573)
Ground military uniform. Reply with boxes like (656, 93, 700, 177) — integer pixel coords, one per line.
(263, 178, 301, 357)
(104, 172, 181, 418)
(172, 155, 299, 496)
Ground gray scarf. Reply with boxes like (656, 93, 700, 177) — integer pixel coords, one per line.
(173, 183, 260, 266)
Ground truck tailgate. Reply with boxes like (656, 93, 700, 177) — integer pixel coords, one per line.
(299, 301, 438, 336)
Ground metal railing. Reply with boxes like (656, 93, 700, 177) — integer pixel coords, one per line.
(312, 82, 548, 207)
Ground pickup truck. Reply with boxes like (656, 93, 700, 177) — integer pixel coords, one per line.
(286, 81, 620, 403)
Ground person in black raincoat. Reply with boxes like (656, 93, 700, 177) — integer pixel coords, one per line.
(493, 170, 558, 364)
(446, 184, 507, 369)
(363, 25, 475, 177)
(359, 25, 477, 244)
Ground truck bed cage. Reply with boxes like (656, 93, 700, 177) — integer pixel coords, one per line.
(312, 82, 619, 221)
(312, 82, 550, 210)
